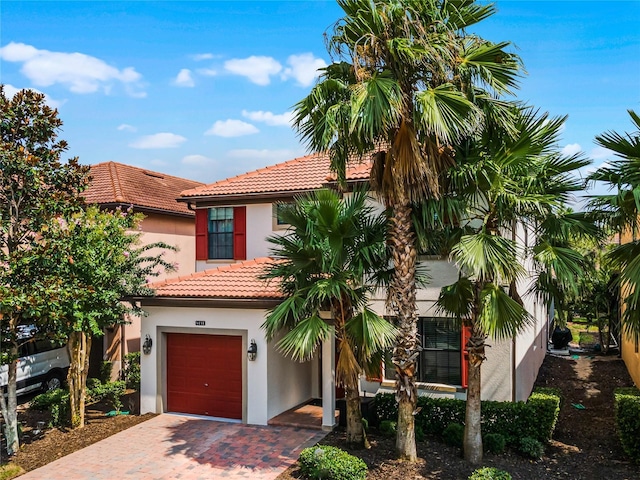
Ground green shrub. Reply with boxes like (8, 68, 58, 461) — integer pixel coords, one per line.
(123, 352, 141, 390)
(484, 433, 506, 454)
(99, 361, 113, 383)
(469, 467, 512, 480)
(30, 389, 70, 427)
(361, 417, 369, 432)
(614, 387, 640, 463)
(379, 420, 396, 436)
(415, 425, 425, 442)
(298, 445, 367, 480)
(518, 436, 544, 459)
(443, 423, 464, 448)
(374, 388, 560, 447)
(88, 380, 126, 412)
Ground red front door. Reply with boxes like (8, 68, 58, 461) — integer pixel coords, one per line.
(166, 333, 242, 419)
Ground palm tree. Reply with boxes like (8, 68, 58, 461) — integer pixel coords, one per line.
(437, 107, 590, 464)
(293, 0, 522, 459)
(262, 188, 396, 447)
(588, 110, 640, 342)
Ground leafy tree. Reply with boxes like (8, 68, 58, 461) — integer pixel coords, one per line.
(0, 86, 88, 455)
(588, 110, 640, 343)
(262, 189, 396, 447)
(437, 107, 590, 464)
(293, 0, 522, 459)
(34, 206, 175, 428)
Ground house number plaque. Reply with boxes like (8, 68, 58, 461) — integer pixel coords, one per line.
(195, 321, 206, 326)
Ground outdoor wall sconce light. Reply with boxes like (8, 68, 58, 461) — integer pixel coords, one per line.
(247, 339, 257, 361)
(142, 334, 153, 355)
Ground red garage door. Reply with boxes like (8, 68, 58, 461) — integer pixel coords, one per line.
(166, 333, 242, 419)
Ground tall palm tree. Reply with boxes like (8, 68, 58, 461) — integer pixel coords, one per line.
(293, 0, 522, 459)
(588, 110, 640, 342)
(437, 107, 590, 464)
(262, 189, 396, 447)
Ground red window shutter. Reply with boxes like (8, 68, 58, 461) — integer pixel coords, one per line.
(233, 206, 246, 260)
(195, 209, 208, 260)
(461, 325, 472, 388)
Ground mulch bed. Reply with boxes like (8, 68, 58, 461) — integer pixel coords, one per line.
(278, 353, 640, 480)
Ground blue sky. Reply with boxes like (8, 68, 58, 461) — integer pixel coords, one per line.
(2, 1, 639, 188)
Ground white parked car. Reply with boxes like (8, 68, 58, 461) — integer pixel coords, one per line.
(0, 326, 70, 396)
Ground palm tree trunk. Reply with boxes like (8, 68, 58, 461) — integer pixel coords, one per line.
(68, 331, 92, 428)
(345, 383, 369, 448)
(464, 322, 485, 465)
(0, 342, 20, 456)
(389, 197, 419, 461)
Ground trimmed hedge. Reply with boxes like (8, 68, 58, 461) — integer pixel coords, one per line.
(614, 387, 640, 463)
(299, 445, 367, 480)
(375, 387, 560, 447)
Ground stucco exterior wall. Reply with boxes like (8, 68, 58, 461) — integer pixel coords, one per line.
(103, 212, 196, 377)
(139, 212, 196, 280)
(622, 336, 640, 387)
(619, 229, 640, 387)
(139, 305, 311, 425)
(266, 332, 314, 419)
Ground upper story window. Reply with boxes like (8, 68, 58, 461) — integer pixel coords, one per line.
(195, 206, 246, 261)
(272, 202, 292, 230)
(208, 207, 234, 259)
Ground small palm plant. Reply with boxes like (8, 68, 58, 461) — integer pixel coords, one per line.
(262, 188, 396, 447)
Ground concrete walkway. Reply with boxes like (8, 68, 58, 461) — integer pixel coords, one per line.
(20, 414, 327, 480)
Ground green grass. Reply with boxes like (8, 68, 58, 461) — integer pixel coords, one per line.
(0, 463, 24, 480)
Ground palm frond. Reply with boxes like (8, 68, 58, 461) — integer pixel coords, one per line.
(276, 315, 332, 362)
(479, 283, 533, 340)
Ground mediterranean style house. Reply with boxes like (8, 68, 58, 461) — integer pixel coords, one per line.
(135, 152, 550, 429)
(83, 161, 203, 378)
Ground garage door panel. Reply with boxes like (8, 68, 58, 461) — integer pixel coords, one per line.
(166, 333, 242, 419)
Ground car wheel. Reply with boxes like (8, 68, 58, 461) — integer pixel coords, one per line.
(44, 372, 64, 391)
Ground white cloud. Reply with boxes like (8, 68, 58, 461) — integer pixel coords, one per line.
(241, 110, 293, 127)
(181, 154, 216, 166)
(191, 53, 214, 61)
(2, 83, 64, 108)
(196, 68, 217, 77)
(0, 42, 145, 96)
(589, 146, 614, 161)
(117, 123, 136, 132)
(224, 56, 282, 86)
(561, 143, 582, 157)
(129, 132, 187, 149)
(282, 53, 326, 87)
(173, 68, 195, 87)
(205, 119, 259, 137)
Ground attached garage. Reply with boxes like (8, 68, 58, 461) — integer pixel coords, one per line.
(166, 333, 242, 419)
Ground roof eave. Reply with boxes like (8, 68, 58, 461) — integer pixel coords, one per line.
(178, 179, 370, 206)
(129, 296, 282, 309)
(92, 202, 195, 218)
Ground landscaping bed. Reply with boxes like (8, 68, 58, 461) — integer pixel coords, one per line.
(279, 353, 639, 480)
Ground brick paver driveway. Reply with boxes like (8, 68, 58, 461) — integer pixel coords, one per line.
(20, 414, 327, 480)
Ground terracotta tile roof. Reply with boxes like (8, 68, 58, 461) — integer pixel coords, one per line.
(84, 162, 204, 216)
(149, 257, 283, 299)
(180, 152, 372, 198)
